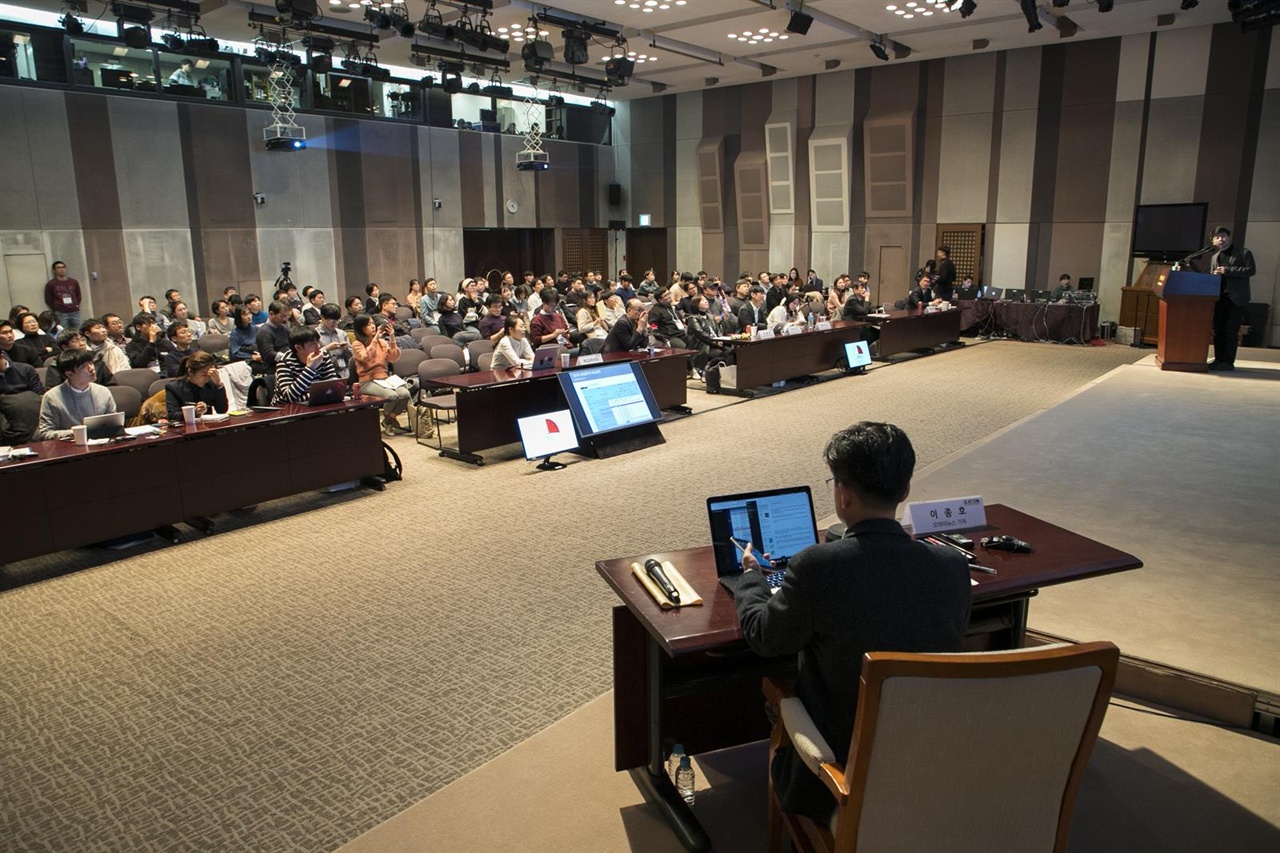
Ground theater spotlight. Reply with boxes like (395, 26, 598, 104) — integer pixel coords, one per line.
(869, 39, 889, 61)
(562, 28, 589, 65)
(604, 57, 634, 86)
(61, 12, 84, 35)
(1097, 0, 1113, 11)
(952, 0, 977, 18)
(522, 39, 554, 71)
(161, 33, 184, 50)
(786, 11, 814, 35)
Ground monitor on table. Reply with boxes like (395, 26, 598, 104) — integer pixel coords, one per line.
(516, 408, 579, 470)
(843, 340, 873, 371)
(556, 360, 661, 438)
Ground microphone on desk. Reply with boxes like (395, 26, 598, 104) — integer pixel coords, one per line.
(645, 558, 681, 605)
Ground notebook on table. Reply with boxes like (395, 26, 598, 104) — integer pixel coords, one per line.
(706, 485, 818, 594)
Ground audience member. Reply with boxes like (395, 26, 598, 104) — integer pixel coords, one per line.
(228, 306, 260, 364)
(255, 300, 293, 377)
(125, 312, 161, 369)
(103, 312, 129, 348)
(316, 303, 352, 380)
(765, 274, 789, 313)
(575, 290, 609, 340)
(81, 318, 131, 375)
(1, 317, 41, 368)
(956, 276, 981, 299)
(686, 296, 734, 371)
(35, 349, 118, 440)
(602, 299, 651, 354)
(418, 278, 440, 320)
(826, 276, 850, 316)
(491, 314, 535, 370)
(302, 289, 327, 325)
(207, 299, 235, 334)
(529, 290, 575, 348)
(44, 261, 83, 330)
(720, 421, 971, 825)
(161, 321, 197, 378)
(600, 292, 626, 330)
(1050, 273, 1074, 303)
(14, 313, 56, 364)
(405, 279, 422, 316)
(647, 288, 688, 349)
(341, 296, 364, 331)
(0, 341, 44, 442)
(905, 273, 937, 311)
(170, 301, 206, 337)
(46, 329, 115, 389)
(164, 351, 228, 421)
(352, 314, 410, 435)
(477, 295, 507, 341)
(738, 285, 769, 331)
(271, 325, 337, 405)
(246, 294, 267, 325)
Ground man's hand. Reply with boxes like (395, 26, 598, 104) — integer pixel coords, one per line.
(305, 350, 324, 368)
(741, 543, 772, 572)
(1213, 266, 1226, 275)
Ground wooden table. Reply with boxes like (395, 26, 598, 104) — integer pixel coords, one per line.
(872, 307, 963, 357)
(595, 504, 1142, 852)
(0, 400, 385, 567)
(957, 300, 1100, 343)
(421, 349, 692, 464)
(717, 321, 867, 391)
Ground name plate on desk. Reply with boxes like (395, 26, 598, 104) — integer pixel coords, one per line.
(755, 328, 776, 340)
(576, 353, 604, 365)
(783, 325, 804, 336)
(906, 495, 986, 534)
(814, 319, 832, 331)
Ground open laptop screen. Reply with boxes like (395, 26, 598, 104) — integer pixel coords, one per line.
(706, 486, 817, 576)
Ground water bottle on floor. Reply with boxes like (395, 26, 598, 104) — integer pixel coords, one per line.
(667, 743, 685, 783)
(675, 755, 696, 805)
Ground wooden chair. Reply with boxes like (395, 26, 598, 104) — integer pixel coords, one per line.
(763, 641, 1119, 853)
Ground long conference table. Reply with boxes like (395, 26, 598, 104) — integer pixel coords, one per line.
(421, 349, 693, 465)
(958, 299, 1100, 342)
(595, 504, 1142, 852)
(0, 400, 386, 567)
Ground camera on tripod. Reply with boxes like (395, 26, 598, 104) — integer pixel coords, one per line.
(280, 261, 292, 276)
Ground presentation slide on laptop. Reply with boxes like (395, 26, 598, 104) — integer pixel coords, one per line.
(708, 490, 816, 570)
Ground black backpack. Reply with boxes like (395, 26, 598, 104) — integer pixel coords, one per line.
(381, 441, 403, 482)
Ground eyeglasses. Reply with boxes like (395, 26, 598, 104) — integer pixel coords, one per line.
(825, 476, 840, 487)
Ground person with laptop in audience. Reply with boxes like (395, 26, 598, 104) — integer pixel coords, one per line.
(352, 314, 410, 435)
(603, 299, 651, 354)
(164, 351, 228, 421)
(1050, 273, 1075, 303)
(45, 329, 115, 389)
(36, 349, 118, 441)
(256, 300, 294, 378)
(271, 325, 337, 405)
(125, 312, 162, 369)
(722, 421, 972, 827)
(0, 340, 45, 443)
(491, 314, 536, 370)
(161, 321, 197, 378)
(955, 275, 981, 299)
(81, 318, 130, 375)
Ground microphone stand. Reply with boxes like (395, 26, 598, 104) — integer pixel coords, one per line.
(1170, 245, 1213, 272)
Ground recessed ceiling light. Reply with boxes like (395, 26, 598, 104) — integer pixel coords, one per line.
(886, 3, 897, 8)
(904, 12, 914, 16)
(922, 9, 932, 14)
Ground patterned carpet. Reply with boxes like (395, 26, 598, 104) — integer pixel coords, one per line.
(0, 341, 1148, 852)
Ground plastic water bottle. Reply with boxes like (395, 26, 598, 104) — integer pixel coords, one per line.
(667, 743, 685, 782)
(675, 755, 696, 805)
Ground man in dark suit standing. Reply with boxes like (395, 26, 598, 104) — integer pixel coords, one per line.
(1205, 226, 1255, 372)
(932, 246, 957, 301)
(737, 285, 769, 331)
(721, 422, 972, 825)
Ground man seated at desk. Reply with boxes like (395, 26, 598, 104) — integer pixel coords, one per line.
(721, 421, 972, 825)
(271, 326, 338, 405)
(647, 288, 689, 349)
(956, 276, 981, 299)
(528, 290, 579, 349)
(167, 59, 196, 87)
(36, 349, 118, 441)
(0, 341, 45, 443)
(603, 299, 651, 354)
(905, 273, 938, 311)
(737, 285, 769, 331)
(1050, 273, 1074, 303)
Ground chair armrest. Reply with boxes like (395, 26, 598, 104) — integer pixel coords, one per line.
(763, 676, 796, 706)
(779, 697, 850, 805)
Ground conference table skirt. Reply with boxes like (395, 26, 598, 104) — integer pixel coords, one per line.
(958, 300, 1099, 343)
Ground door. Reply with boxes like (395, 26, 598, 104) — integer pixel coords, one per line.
(876, 245, 906, 307)
(463, 228, 554, 290)
(625, 228, 669, 284)
(4, 253, 48, 316)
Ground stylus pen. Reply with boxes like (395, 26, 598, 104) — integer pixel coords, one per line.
(970, 564, 998, 575)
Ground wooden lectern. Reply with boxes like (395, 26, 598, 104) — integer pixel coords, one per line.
(1156, 270, 1219, 372)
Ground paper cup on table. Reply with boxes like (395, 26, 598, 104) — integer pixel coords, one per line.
(560, 353, 570, 368)
(72, 425, 88, 445)
(182, 405, 197, 427)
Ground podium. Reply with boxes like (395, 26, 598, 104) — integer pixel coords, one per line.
(1156, 270, 1219, 372)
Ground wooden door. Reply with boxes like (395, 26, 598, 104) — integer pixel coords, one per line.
(624, 228, 669, 283)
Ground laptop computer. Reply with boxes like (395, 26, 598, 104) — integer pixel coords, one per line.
(1003, 288, 1028, 303)
(1028, 289, 1053, 303)
(706, 485, 818, 593)
(531, 344, 561, 371)
(83, 411, 126, 440)
(979, 286, 1003, 300)
(305, 378, 347, 406)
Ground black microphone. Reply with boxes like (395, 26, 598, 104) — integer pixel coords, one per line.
(1176, 244, 1214, 266)
(644, 558, 681, 605)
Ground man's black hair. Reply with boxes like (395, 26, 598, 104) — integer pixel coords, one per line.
(288, 325, 320, 349)
(749, 284, 767, 296)
(824, 422, 916, 508)
(56, 347, 94, 378)
(268, 299, 291, 317)
(486, 294, 503, 307)
(80, 318, 104, 335)
(56, 329, 81, 348)
(1213, 226, 1231, 237)
(131, 312, 154, 328)
(166, 320, 189, 340)
(378, 292, 397, 307)
(320, 302, 342, 321)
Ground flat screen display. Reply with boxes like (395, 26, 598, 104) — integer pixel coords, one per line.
(557, 361, 661, 438)
(516, 409, 579, 460)
(706, 486, 817, 576)
(1132, 203, 1208, 259)
(844, 340, 872, 369)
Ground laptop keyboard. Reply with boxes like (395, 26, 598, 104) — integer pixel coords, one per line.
(765, 571, 785, 592)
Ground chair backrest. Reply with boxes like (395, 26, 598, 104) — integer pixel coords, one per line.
(197, 333, 229, 355)
(466, 339, 494, 361)
(580, 337, 607, 355)
(148, 377, 170, 398)
(409, 327, 433, 344)
(476, 352, 493, 372)
(395, 306, 413, 322)
(392, 348, 427, 378)
(114, 367, 160, 399)
(417, 357, 462, 385)
(107, 384, 143, 421)
(417, 334, 453, 352)
(430, 343, 466, 369)
(835, 642, 1119, 853)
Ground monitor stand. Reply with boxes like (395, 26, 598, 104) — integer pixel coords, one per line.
(577, 422, 665, 459)
(536, 454, 566, 471)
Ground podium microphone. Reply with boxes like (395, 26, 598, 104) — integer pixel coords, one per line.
(1172, 244, 1213, 271)
(644, 558, 681, 605)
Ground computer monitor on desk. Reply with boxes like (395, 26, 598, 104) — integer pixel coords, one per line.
(557, 361, 660, 438)
(517, 409, 579, 471)
(1003, 288, 1028, 302)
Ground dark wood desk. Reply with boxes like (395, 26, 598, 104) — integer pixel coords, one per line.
(720, 321, 867, 390)
(871, 307, 963, 357)
(595, 504, 1142, 852)
(0, 401, 385, 566)
(958, 300, 1100, 343)
(423, 349, 692, 461)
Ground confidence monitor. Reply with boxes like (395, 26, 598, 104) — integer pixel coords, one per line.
(516, 408, 579, 471)
(843, 340, 873, 372)
(557, 360, 664, 458)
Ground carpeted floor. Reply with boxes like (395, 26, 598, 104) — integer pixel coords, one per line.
(0, 341, 1152, 852)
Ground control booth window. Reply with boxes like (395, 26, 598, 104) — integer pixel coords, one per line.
(1, 28, 67, 83)
(68, 38, 157, 92)
(314, 72, 369, 114)
(374, 80, 417, 120)
(159, 53, 231, 101)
